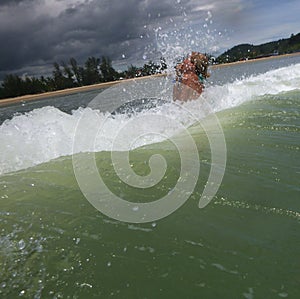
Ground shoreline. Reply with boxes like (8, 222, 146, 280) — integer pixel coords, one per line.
(1, 52, 299, 107)
(210, 51, 300, 69)
(0, 74, 164, 107)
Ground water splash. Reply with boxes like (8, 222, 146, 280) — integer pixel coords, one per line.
(153, 10, 224, 73)
(0, 63, 299, 175)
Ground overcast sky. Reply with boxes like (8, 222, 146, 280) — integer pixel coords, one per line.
(0, 0, 299, 78)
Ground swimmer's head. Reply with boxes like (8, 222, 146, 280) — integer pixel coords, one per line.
(190, 52, 210, 78)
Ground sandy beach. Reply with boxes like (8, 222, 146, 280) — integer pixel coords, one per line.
(0, 75, 163, 107)
(0, 52, 299, 107)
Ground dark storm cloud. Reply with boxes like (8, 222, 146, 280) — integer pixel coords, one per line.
(1, 0, 299, 78)
(0, 0, 33, 5)
(0, 0, 187, 77)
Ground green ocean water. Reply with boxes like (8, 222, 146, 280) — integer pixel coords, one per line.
(0, 58, 300, 298)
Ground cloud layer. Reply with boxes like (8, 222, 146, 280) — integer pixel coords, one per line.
(0, 0, 299, 78)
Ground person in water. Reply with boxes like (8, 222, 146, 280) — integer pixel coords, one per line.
(173, 52, 210, 101)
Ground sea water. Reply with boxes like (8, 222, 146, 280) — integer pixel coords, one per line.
(0, 55, 299, 298)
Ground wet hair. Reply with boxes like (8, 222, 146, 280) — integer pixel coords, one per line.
(190, 52, 210, 78)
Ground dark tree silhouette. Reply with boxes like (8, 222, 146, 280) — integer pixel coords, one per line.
(0, 54, 169, 99)
(100, 56, 118, 82)
(70, 57, 82, 86)
(61, 61, 75, 88)
(2, 74, 24, 98)
(83, 57, 101, 85)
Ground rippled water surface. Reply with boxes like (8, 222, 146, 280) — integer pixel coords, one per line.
(0, 56, 299, 298)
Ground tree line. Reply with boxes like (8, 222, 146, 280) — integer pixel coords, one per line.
(3, 31, 298, 100)
(217, 32, 300, 63)
(0, 56, 167, 99)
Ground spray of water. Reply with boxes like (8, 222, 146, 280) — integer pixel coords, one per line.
(0, 63, 299, 175)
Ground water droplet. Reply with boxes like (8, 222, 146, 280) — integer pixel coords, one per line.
(0, 282, 6, 288)
(80, 283, 93, 288)
(132, 206, 139, 212)
(122, 54, 125, 58)
(19, 290, 25, 296)
(107, 262, 111, 267)
(151, 222, 157, 228)
(18, 239, 25, 250)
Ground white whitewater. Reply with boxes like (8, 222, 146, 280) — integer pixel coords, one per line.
(0, 63, 299, 175)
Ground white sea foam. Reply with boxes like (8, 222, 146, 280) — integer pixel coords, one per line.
(0, 63, 299, 175)
(205, 62, 300, 111)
